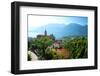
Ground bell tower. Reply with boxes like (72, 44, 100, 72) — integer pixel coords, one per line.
(44, 29, 47, 36)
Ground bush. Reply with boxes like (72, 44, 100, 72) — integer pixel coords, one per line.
(45, 48, 58, 59)
(27, 51, 32, 61)
(63, 36, 88, 59)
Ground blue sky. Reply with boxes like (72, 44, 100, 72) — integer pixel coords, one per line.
(28, 15, 88, 37)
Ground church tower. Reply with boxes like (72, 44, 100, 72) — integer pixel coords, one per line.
(44, 29, 47, 36)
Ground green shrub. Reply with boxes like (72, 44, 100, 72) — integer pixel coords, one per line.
(28, 52, 32, 61)
(63, 36, 88, 59)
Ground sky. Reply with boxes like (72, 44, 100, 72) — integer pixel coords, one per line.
(28, 15, 88, 37)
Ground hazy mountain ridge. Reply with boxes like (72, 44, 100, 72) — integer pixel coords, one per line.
(61, 23, 87, 37)
(29, 23, 87, 39)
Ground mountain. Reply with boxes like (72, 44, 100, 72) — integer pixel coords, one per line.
(33, 23, 65, 34)
(30, 23, 87, 39)
(61, 23, 87, 37)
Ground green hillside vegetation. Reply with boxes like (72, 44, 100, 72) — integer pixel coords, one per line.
(63, 36, 88, 59)
(28, 36, 88, 60)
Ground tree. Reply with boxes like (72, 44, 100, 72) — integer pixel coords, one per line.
(50, 34, 55, 41)
(31, 36, 53, 59)
(63, 36, 88, 59)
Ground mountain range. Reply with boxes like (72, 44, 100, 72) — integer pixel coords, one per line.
(30, 23, 87, 39)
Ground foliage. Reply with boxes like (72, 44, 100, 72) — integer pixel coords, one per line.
(31, 36, 54, 59)
(63, 36, 88, 59)
(28, 51, 32, 61)
(28, 36, 88, 60)
(45, 48, 58, 59)
(45, 48, 66, 59)
(32, 36, 53, 49)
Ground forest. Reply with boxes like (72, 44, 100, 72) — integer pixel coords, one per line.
(28, 36, 88, 61)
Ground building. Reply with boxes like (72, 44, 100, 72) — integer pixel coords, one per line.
(37, 29, 55, 40)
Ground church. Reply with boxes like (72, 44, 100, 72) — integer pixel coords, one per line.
(37, 29, 55, 40)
